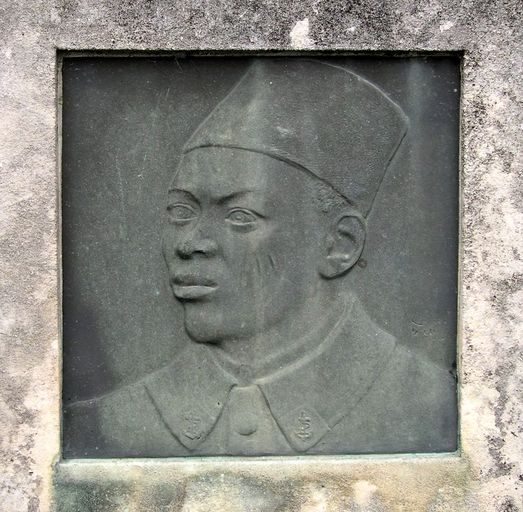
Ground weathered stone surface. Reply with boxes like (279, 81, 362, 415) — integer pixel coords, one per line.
(0, 0, 521, 511)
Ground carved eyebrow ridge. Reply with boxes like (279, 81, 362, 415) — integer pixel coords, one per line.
(167, 188, 199, 203)
(216, 190, 256, 205)
(167, 188, 262, 208)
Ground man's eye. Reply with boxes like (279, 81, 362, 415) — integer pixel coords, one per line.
(167, 204, 197, 223)
(226, 208, 257, 225)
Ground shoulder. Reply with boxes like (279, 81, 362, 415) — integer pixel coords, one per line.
(386, 344, 456, 408)
(63, 364, 190, 457)
(337, 297, 455, 412)
(320, 299, 457, 453)
(63, 344, 220, 457)
(364, 343, 458, 452)
(64, 381, 150, 457)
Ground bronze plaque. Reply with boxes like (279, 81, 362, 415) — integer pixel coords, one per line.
(62, 56, 459, 457)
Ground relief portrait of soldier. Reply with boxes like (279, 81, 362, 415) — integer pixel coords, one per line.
(64, 59, 457, 457)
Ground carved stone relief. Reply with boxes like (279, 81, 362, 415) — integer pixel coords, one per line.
(62, 57, 459, 457)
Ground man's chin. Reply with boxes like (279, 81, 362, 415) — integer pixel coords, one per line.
(183, 314, 228, 344)
(180, 300, 265, 344)
(183, 324, 216, 344)
(183, 316, 254, 345)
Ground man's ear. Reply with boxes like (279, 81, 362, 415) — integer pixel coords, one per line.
(318, 214, 366, 279)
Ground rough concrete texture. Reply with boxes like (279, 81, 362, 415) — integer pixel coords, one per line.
(0, 0, 521, 511)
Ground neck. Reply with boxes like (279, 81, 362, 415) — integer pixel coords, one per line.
(209, 288, 348, 380)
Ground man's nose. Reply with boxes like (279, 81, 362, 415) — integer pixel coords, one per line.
(176, 229, 218, 259)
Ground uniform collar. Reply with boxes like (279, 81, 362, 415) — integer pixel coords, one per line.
(143, 295, 395, 452)
(257, 297, 396, 451)
(143, 344, 236, 450)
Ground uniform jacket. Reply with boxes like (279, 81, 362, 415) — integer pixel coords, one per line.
(64, 297, 457, 457)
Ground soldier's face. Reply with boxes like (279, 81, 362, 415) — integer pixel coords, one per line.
(162, 147, 326, 343)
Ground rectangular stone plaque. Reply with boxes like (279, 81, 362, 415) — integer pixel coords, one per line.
(61, 55, 459, 458)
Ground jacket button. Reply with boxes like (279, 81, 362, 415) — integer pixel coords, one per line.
(229, 385, 261, 436)
(236, 423, 257, 436)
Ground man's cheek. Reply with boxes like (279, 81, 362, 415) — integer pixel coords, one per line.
(223, 231, 283, 292)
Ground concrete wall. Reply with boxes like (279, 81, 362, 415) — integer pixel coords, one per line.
(0, 1, 521, 510)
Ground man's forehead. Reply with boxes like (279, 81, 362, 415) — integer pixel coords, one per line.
(170, 147, 306, 194)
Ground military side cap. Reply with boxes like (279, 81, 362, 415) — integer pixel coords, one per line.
(184, 59, 409, 216)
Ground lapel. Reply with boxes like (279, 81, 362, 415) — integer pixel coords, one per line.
(257, 297, 396, 452)
(143, 344, 236, 450)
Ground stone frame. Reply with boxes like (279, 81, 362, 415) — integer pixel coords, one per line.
(1, 2, 521, 511)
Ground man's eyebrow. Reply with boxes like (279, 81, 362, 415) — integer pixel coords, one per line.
(167, 188, 198, 203)
(216, 190, 257, 204)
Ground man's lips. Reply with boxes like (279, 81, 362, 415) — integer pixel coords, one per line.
(171, 274, 217, 300)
